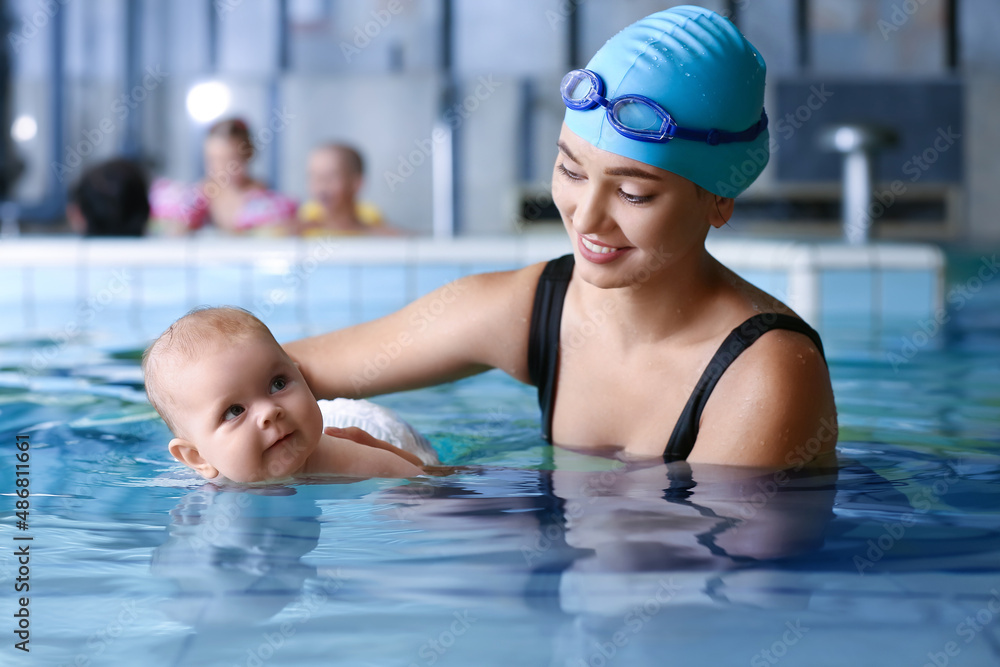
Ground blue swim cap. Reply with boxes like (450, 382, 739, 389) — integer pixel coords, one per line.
(564, 6, 769, 197)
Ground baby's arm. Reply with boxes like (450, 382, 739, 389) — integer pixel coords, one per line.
(308, 431, 424, 478)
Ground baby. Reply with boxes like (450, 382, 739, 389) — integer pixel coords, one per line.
(142, 306, 432, 483)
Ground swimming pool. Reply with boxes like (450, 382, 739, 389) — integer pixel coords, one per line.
(1, 241, 998, 666)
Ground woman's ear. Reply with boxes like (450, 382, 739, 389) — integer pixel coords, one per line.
(168, 438, 220, 480)
(708, 195, 735, 229)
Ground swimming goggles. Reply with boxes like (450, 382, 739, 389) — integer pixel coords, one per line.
(560, 69, 768, 146)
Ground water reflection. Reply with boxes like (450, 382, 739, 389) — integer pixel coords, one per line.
(377, 458, 841, 597)
(130, 452, 1000, 667)
(141, 453, 998, 665)
(151, 486, 322, 627)
(365, 458, 844, 663)
(551, 458, 837, 607)
(150, 458, 841, 625)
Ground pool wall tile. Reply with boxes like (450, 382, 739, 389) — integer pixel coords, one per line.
(415, 265, 465, 298)
(821, 270, 875, 330)
(194, 266, 250, 309)
(0, 237, 945, 340)
(0, 267, 25, 303)
(301, 265, 352, 305)
(882, 270, 936, 319)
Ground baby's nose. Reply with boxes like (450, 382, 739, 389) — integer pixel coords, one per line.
(257, 401, 283, 427)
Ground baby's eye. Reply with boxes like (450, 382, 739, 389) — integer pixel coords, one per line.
(223, 405, 245, 421)
(270, 376, 287, 393)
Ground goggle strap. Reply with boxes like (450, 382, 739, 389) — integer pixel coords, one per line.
(670, 110, 769, 145)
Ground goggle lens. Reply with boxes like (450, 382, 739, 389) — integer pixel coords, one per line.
(613, 98, 664, 133)
(560, 70, 599, 109)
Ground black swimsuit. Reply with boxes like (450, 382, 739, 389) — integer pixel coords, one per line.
(527, 254, 827, 462)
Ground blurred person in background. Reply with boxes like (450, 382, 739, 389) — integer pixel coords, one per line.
(297, 142, 400, 236)
(67, 157, 150, 237)
(149, 118, 296, 236)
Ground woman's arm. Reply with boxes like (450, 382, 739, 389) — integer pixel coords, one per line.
(688, 329, 838, 469)
(324, 426, 424, 467)
(284, 262, 546, 399)
(324, 426, 469, 477)
(314, 432, 424, 478)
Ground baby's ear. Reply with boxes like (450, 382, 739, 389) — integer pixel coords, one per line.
(168, 438, 219, 480)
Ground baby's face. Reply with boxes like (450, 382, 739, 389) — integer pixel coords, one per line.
(166, 332, 323, 482)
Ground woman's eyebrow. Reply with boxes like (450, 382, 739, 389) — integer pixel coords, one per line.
(557, 140, 660, 181)
(603, 166, 660, 181)
(556, 140, 577, 162)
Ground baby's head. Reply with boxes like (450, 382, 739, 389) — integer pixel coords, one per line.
(143, 307, 323, 483)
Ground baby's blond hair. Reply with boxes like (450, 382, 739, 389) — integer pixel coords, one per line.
(142, 307, 279, 434)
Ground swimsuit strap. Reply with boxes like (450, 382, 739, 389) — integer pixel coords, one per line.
(663, 313, 827, 461)
(526, 255, 828, 461)
(528, 254, 574, 441)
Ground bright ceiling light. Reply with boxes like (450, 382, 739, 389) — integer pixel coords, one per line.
(186, 81, 231, 124)
(11, 115, 37, 142)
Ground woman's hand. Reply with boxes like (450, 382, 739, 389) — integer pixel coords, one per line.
(324, 426, 468, 477)
(324, 426, 425, 467)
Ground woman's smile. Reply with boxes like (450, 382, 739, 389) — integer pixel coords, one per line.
(577, 233, 632, 264)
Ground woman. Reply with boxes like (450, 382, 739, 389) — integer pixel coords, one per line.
(286, 6, 837, 469)
(150, 118, 296, 235)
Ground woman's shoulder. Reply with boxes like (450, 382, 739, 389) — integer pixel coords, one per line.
(703, 270, 822, 357)
(682, 260, 835, 466)
(692, 310, 836, 468)
(731, 318, 826, 369)
(708, 279, 828, 403)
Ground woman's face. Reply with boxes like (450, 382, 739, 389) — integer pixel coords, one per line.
(551, 123, 728, 290)
(204, 136, 249, 184)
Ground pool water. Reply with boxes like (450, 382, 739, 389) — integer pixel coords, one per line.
(1, 251, 999, 666)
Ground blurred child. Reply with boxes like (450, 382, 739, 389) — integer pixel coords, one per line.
(298, 143, 399, 236)
(68, 158, 150, 236)
(149, 118, 296, 236)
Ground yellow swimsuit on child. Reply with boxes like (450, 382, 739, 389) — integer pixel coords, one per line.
(297, 200, 384, 237)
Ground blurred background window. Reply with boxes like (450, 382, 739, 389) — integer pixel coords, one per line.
(0, 0, 997, 243)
